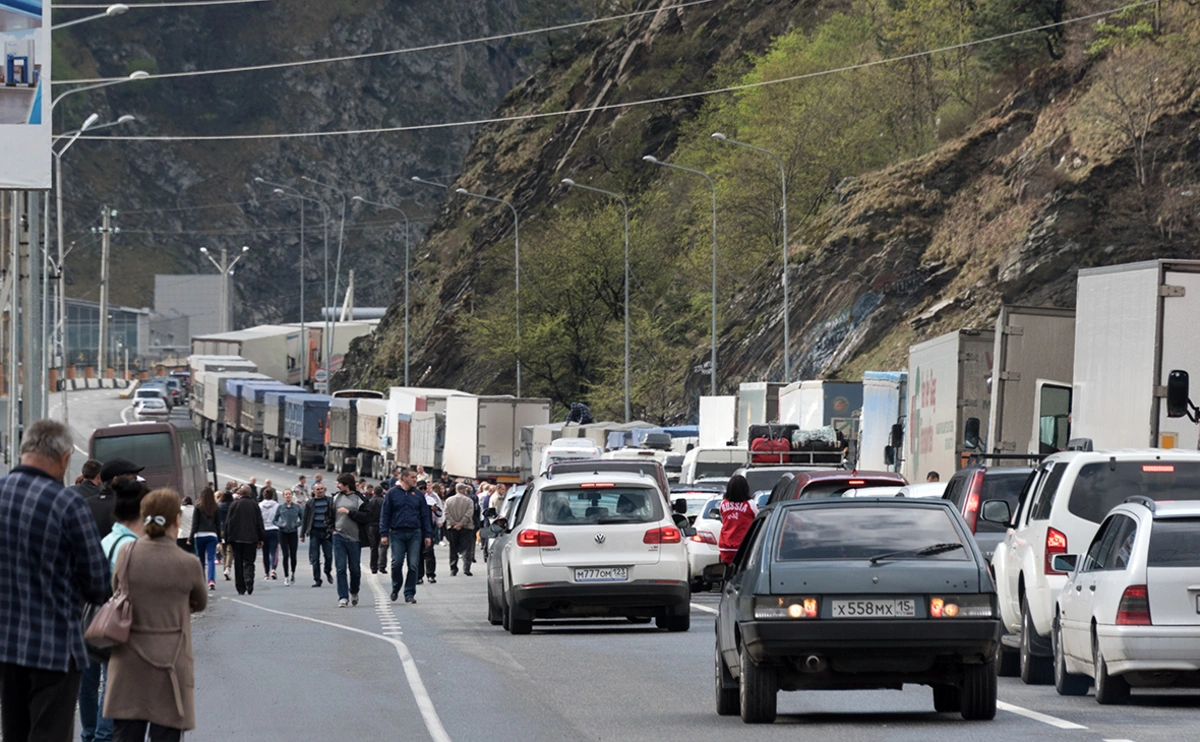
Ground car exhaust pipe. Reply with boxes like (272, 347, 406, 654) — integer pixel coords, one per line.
(803, 655, 826, 673)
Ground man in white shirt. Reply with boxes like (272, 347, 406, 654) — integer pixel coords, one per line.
(417, 480, 443, 584)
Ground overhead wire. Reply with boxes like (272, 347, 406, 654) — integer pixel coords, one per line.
(75, 0, 1158, 143)
(55, 0, 270, 7)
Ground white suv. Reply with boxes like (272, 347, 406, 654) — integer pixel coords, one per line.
(1053, 498, 1200, 703)
(992, 449, 1200, 684)
(490, 470, 693, 635)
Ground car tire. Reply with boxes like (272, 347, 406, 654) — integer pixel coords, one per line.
(486, 583, 502, 626)
(1020, 600, 1053, 685)
(738, 645, 777, 724)
(1093, 634, 1129, 705)
(501, 595, 511, 632)
(715, 639, 739, 716)
(657, 606, 690, 632)
(959, 658, 997, 721)
(932, 684, 960, 713)
(507, 601, 533, 635)
(997, 645, 1020, 677)
(1053, 618, 1089, 696)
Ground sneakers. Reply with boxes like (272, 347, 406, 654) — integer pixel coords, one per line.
(450, 569, 458, 576)
(380, 567, 388, 574)
(208, 580, 215, 591)
(390, 589, 399, 602)
(224, 570, 231, 581)
(312, 580, 322, 588)
(271, 570, 278, 580)
(351, 593, 359, 606)
(464, 570, 473, 577)
(416, 578, 424, 585)
(405, 596, 417, 604)
(428, 577, 437, 584)
(338, 599, 348, 608)
(325, 570, 333, 583)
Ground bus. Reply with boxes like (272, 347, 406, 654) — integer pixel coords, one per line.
(89, 421, 217, 501)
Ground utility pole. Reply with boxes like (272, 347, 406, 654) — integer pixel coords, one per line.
(20, 192, 44, 422)
(201, 245, 249, 333)
(94, 206, 117, 374)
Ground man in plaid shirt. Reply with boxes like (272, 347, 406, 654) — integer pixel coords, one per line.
(0, 420, 111, 742)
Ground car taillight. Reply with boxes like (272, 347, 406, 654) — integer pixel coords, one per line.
(690, 531, 718, 545)
(516, 529, 557, 547)
(644, 526, 682, 544)
(1116, 585, 1152, 625)
(1044, 527, 1068, 574)
(963, 472, 983, 533)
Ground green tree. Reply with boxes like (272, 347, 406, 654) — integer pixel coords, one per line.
(974, 0, 1065, 74)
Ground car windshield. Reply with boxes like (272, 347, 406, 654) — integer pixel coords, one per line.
(676, 495, 711, 517)
(776, 506, 969, 561)
(93, 432, 175, 469)
(540, 486, 662, 525)
(1148, 517, 1200, 567)
(1068, 462, 1200, 523)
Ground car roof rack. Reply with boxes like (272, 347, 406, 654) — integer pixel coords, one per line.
(1123, 495, 1156, 513)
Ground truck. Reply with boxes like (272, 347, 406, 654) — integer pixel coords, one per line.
(384, 387, 471, 471)
(354, 398, 390, 479)
(224, 379, 291, 452)
(858, 371, 907, 472)
(262, 390, 310, 462)
(1072, 259, 1200, 450)
(983, 305, 1075, 460)
(410, 411, 444, 472)
(191, 325, 307, 386)
(193, 371, 270, 444)
(736, 382, 785, 445)
(698, 396, 737, 448)
(904, 328, 995, 483)
(779, 380, 863, 436)
(188, 357, 257, 425)
(522, 422, 567, 477)
(240, 383, 304, 457)
(284, 394, 332, 468)
(325, 397, 361, 473)
(442, 395, 551, 483)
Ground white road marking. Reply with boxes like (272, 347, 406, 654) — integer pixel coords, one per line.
(1103, 739, 1138, 742)
(691, 602, 719, 615)
(996, 701, 1087, 730)
(74, 445, 88, 456)
(230, 598, 450, 742)
(119, 405, 132, 424)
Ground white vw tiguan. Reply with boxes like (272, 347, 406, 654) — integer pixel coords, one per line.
(490, 470, 693, 635)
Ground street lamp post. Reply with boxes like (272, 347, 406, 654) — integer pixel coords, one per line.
(51, 3, 128, 30)
(51, 70, 148, 112)
(302, 176, 351, 386)
(561, 179, 631, 423)
(352, 195, 411, 386)
(642, 155, 719, 396)
(200, 245, 249, 332)
(712, 132, 791, 382)
(455, 188, 521, 398)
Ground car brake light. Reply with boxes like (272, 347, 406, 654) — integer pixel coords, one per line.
(964, 471, 983, 533)
(644, 526, 682, 544)
(690, 531, 718, 545)
(516, 529, 557, 547)
(1116, 584, 1152, 625)
(1044, 527, 1068, 574)
(579, 482, 615, 488)
(1143, 464, 1174, 473)
(848, 480, 866, 486)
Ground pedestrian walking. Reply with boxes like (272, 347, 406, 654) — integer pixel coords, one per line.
(104, 489, 207, 741)
(177, 497, 194, 552)
(259, 488, 280, 580)
(68, 457, 103, 500)
(383, 465, 400, 491)
(380, 467, 432, 603)
(443, 483, 477, 577)
(273, 490, 303, 585)
(293, 475, 308, 506)
(224, 486, 265, 595)
(718, 474, 758, 565)
(417, 481, 444, 584)
(301, 482, 334, 587)
(331, 473, 371, 607)
(367, 485, 388, 574)
(0, 420, 110, 742)
(217, 486, 234, 581)
(188, 487, 221, 591)
(247, 477, 260, 502)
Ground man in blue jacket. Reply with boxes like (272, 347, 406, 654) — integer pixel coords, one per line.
(379, 467, 432, 603)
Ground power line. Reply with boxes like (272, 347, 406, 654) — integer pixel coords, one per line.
(56, 0, 269, 8)
(76, 0, 1155, 143)
(54, 0, 719, 86)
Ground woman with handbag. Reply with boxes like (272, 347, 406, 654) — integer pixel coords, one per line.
(103, 489, 208, 742)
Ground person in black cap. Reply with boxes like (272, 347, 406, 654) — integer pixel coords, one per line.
(86, 458, 144, 540)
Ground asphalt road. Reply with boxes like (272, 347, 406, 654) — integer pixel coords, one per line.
(46, 389, 1200, 741)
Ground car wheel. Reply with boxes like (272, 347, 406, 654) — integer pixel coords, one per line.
(657, 606, 690, 632)
(738, 644, 777, 724)
(959, 658, 997, 721)
(715, 639, 739, 716)
(501, 595, 511, 632)
(507, 601, 533, 635)
(1093, 634, 1129, 705)
(1054, 617, 1089, 696)
(1020, 600, 1053, 685)
(486, 583, 502, 626)
(932, 684, 960, 713)
(997, 645, 1020, 677)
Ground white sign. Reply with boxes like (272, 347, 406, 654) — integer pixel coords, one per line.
(0, 0, 50, 188)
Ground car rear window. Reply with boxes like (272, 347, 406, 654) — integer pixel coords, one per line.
(798, 480, 904, 499)
(93, 432, 175, 470)
(696, 462, 742, 479)
(976, 470, 1032, 533)
(776, 506, 969, 561)
(539, 486, 662, 525)
(1148, 518, 1200, 567)
(1068, 462, 1200, 524)
(743, 469, 800, 493)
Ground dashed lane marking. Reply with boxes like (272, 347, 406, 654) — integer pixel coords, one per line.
(691, 603, 719, 615)
(996, 701, 1087, 730)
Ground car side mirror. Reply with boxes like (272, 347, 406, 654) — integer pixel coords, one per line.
(963, 417, 981, 450)
(884, 445, 896, 467)
(889, 423, 903, 449)
(1051, 554, 1079, 573)
(484, 507, 497, 519)
(486, 523, 504, 537)
(682, 526, 696, 538)
(703, 562, 731, 583)
(980, 499, 1011, 525)
(673, 498, 688, 515)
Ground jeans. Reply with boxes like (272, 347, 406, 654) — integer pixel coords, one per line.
(78, 659, 113, 742)
(389, 528, 423, 599)
(332, 534, 362, 601)
(368, 524, 388, 572)
(308, 528, 332, 583)
(279, 530, 299, 577)
(194, 534, 218, 583)
(417, 538, 437, 581)
(262, 529, 280, 574)
(232, 542, 258, 594)
(447, 528, 475, 573)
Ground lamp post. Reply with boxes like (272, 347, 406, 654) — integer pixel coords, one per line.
(51, 70, 148, 112)
(455, 188, 521, 398)
(561, 179, 631, 422)
(642, 155, 719, 396)
(301, 176, 350, 385)
(712, 132, 791, 382)
(352, 195, 411, 386)
(51, 3, 128, 30)
(200, 245, 249, 332)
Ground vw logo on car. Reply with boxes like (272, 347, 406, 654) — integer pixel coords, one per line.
(594, 533, 606, 545)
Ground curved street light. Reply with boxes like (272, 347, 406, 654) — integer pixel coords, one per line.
(51, 70, 148, 111)
(352, 195, 412, 386)
(51, 3, 128, 31)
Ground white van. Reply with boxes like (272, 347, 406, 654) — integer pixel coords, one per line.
(538, 438, 603, 474)
(680, 446, 748, 484)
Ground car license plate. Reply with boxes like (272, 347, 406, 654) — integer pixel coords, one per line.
(831, 598, 917, 618)
(574, 567, 628, 582)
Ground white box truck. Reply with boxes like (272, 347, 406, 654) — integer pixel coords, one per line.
(985, 305, 1075, 459)
(1073, 260, 1200, 450)
(905, 329, 995, 483)
(191, 325, 304, 386)
(385, 387, 472, 469)
(699, 396, 736, 448)
(783, 380, 863, 435)
(736, 382, 785, 445)
(443, 395, 551, 483)
(354, 398, 390, 478)
(859, 371, 907, 472)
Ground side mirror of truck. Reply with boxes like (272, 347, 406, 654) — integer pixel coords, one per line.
(884, 446, 896, 467)
(963, 418, 981, 450)
(889, 423, 903, 449)
(1167, 369, 1191, 418)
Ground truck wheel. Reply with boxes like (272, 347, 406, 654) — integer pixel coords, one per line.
(738, 645, 776, 724)
(1020, 601, 1052, 685)
(960, 658, 998, 720)
(1093, 634, 1129, 704)
(932, 684, 960, 712)
(715, 639, 739, 716)
(1054, 618, 1090, 696)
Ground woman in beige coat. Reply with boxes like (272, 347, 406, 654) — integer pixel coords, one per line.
(104, 489, 208, 741)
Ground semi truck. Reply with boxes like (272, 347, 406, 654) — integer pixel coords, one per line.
(410, 411, 443, 472)
(904, 328, 995, 483)
(325, 397, 361, 473)
(982, 305, 1075, 460)
(284, 394, 331, 468)
(736, 382, 785, 445)
(442, 395, 551, 483)
(859, 371, 907, 472)
(193, 371, 270, 444)
(779, 380, 863, 436)
(192, 326, 307, 386)
(240, 383, 304, 457)
(354, 398, 390, 479)
(262, 390, 310, 463)
(385, 387, 471, 472)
